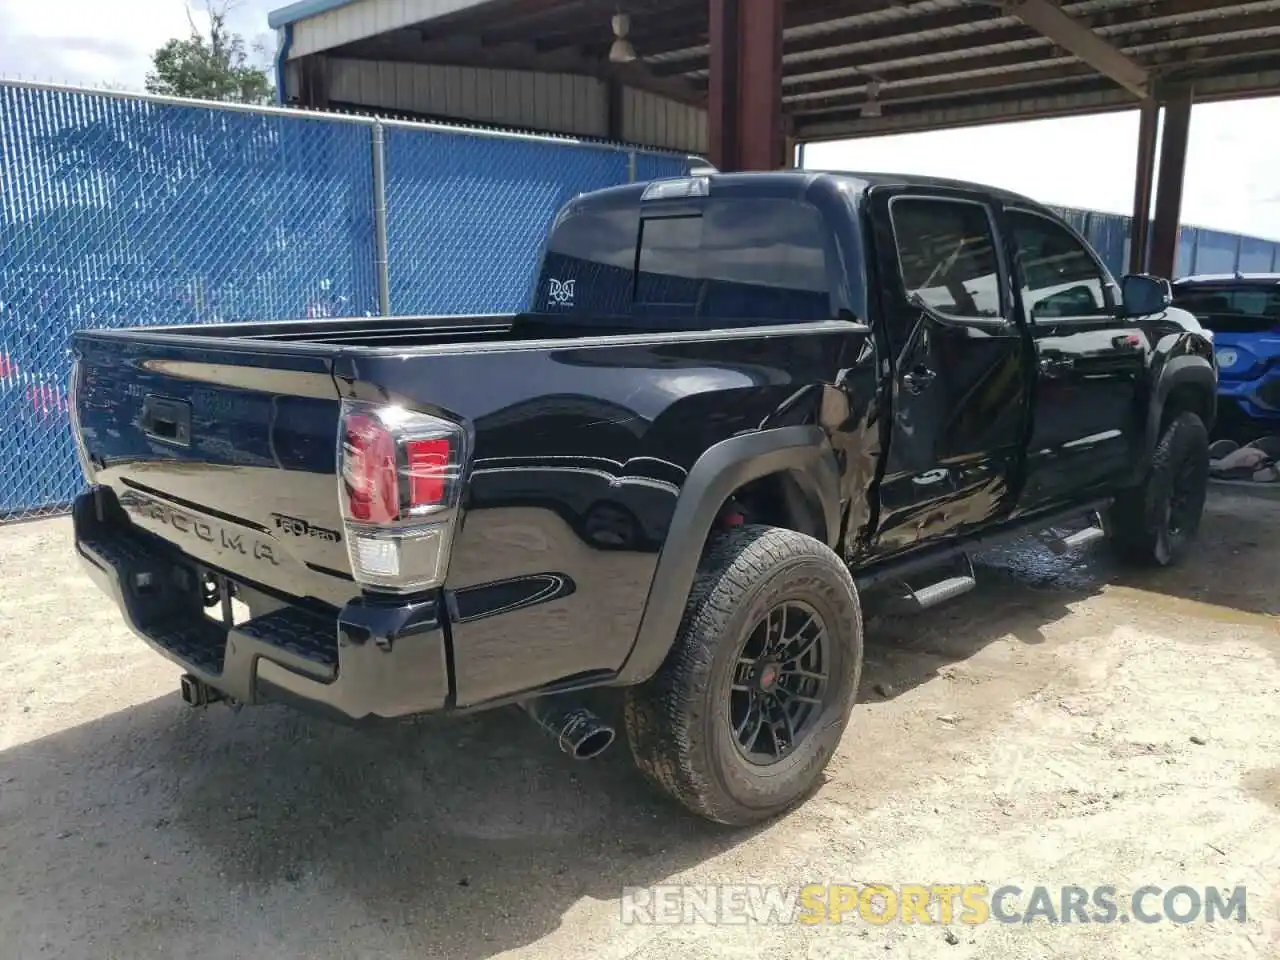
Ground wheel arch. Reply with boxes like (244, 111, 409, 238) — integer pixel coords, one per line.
(615, 425, 842, 685)
(1139, 353, 1216, 476)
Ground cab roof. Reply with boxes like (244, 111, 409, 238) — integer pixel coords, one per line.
(574, 169, 1049, 215)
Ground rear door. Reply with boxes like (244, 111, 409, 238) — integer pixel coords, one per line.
(72, 332, 354, 607)
(1002, 207, 1146, 510)
(868, 189, 1032, 555)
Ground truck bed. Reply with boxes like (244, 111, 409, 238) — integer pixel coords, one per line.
(70, 307, 866, 711)
(89, 311, 779, 352)
(97, 313, 522, 349)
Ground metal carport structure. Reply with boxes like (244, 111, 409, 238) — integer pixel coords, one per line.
(269, 0, 1280, 278)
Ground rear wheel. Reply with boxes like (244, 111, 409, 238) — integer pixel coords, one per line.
(624, 525, 862, 826)
(1108, 410, 1209, 566)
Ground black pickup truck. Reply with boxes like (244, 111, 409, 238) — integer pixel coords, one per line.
(69, 170, 1216, 825)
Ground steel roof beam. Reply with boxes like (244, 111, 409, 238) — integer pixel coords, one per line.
(1006, 0, 1149, 98)
(775, 12, 1280, 100)
(342, 32, 706, 105)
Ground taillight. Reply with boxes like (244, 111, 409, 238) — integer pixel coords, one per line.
(341, 413, 399, 523)
(404, 437, 451, 507)
(337, 400, 468, 593)
(68, 359, 96, 483)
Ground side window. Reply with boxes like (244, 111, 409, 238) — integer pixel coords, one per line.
(697, 198, 833, 322)
(635, 198, 834, 324)
(1008, 210, 1110, 321)
(889, 197, 1003, 320)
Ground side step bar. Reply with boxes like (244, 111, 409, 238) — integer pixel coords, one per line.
(898, 555, 977, 612)
(1042, 512, 1107, 556)
(909, 575, 977, 611)
(857, 500, 1112, 611)
(855, 499, 1112, 593)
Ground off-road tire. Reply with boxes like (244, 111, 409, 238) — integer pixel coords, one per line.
(1107, 410, 1209, 566)
(624, 525, 862, 826)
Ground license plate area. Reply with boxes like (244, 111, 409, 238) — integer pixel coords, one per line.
(141, 394, 192, 446)
(200, 572, 252, 628)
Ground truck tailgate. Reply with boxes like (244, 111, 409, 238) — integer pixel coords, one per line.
(72, 331, 355, 607)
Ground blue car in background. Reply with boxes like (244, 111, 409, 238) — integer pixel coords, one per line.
(1171, 274, 1280, 437)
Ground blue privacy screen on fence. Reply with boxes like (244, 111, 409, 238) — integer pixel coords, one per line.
(384, 125, 632, 315)
(1048, 205, 1280, 280)
(0, 84, 380, 517)
(0, 82, 692, 520)
(0, 79, 1277, 521)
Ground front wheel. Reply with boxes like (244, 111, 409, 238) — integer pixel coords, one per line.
(1108, 410, 1210, 566)
(624, 525, 862, 826)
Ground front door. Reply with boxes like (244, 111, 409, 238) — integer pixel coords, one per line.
(868, 190, 1033, 557)
(1001, 206, 1146, 511)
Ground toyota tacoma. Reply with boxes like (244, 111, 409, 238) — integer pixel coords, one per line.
(68, 170, 1216, 825)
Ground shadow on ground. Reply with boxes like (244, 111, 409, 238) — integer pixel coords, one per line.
(1, 691, 766, 959)
(1108, 490, 1280, 618)
(856, 490, 1280, 703)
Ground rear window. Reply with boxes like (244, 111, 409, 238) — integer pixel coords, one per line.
(1172, 284, 1280, 333)
(533, 195, 834, 325)
(636, 215, 702, 307)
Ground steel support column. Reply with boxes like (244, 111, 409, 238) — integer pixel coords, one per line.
(1148, 87, 1194, 280)
(708, 0, 784, 171)
(1128, 99, 1159, 275)
(296, 54, 330, 109)
(606, 80, 624, 142)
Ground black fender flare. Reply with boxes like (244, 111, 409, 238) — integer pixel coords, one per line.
(1141, 354, 1216, 464)
(614, 425, 841, 685)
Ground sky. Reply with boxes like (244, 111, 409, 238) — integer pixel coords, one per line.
(1, 0, 1277, 242)
(806, 101, 1280, 242)
(0, 0, 276, 89)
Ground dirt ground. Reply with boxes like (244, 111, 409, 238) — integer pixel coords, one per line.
(2, 492, 1279, 959)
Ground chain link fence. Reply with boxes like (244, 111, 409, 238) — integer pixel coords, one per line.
(0, 80, 692, 521)
(384, 124, 638, 315)
(5, 80, 1276, 522)
(1049, 205, 1280, 280)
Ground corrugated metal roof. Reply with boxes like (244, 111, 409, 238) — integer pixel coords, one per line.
(268, 0, 358, 29)
(278, 0, 1280, 141)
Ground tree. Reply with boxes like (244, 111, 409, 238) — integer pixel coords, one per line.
(145, 2, 273, 104)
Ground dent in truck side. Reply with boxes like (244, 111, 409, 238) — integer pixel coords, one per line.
(618, 425, 842, 687)
(336, 322, 879, 708)
(332, 174, 882, 708)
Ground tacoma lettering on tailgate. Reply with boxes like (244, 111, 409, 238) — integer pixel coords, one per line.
(119, 490, 280, 566)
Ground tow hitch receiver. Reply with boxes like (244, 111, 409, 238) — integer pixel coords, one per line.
(179, 673, 226, 708)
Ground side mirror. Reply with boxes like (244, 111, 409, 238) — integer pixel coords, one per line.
(1120, 274, 1172, 316)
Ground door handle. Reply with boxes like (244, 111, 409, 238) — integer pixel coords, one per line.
(1039, 356, 1074, 377)
(902, 367, 936, 395)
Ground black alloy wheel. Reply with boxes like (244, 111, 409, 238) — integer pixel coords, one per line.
(728, 600, 831, 765)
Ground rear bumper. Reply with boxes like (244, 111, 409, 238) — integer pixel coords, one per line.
(72, 489, 450, 719)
